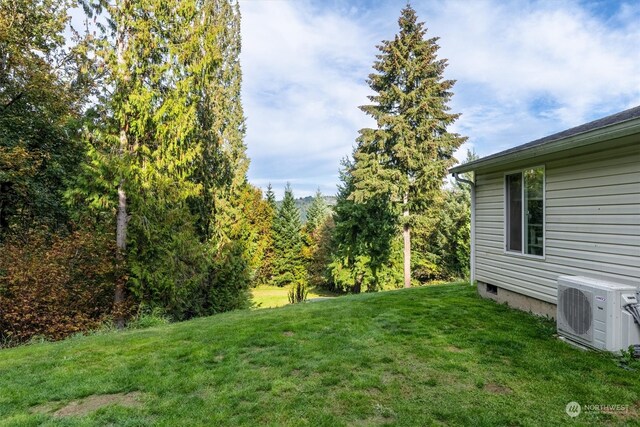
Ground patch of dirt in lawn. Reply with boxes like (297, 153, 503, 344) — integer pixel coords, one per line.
(483, 383, 512, 394)
(31, 392, 144, 418)
(283, 331, 295, 337)
(606, 400, 640, 421)
(446, 345, 463, 353)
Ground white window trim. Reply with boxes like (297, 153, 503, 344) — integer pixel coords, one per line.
(503, 165, 546, 260)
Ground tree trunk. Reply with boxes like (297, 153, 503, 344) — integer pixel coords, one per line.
(0, 182, 9, 236)
(115, 182, 127, 329)
(403, 192, 411, 288)
(354, 272, 362, 294)
(114, 6, 129, 330)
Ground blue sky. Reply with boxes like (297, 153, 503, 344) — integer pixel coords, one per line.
(238, 0, 640, 198)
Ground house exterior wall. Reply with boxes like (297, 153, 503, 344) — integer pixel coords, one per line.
(474, 140, 640, 306)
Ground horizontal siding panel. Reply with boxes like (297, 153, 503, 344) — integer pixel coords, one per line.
(477, 264, 557, 290)
(476, 269, 556, 301)
(547, 182, 640, 199)
(477, 226, 502, 235)
(475, 201, 503, 211)
(476, 189, 503, 199)
(476, 232, 502, 242)
(476, 253, 639, 292)
(477, 224, 502, 232)
(549, 162, 640, 183)
(546, 231, 640, 246)
(547, 205, 640, 215)
(476, 172, 503, 182)
(544, 255, 639, 279)
(547, 194, 640, 207)
(546, 247, 640, 267)
(546, 172, 640, 191)
(546, 143, 640, 170)
(547, 223, 640, 235)
(547, 214, 640, 225)
(546, 239, 640, 257)
(476, 195, 504, 204)
(475, 215, 503, 224)
(477, 243, 503, 253)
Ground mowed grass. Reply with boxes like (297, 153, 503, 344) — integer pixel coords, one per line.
(1, 283, 639, 426)
(250, 285, 338, 308)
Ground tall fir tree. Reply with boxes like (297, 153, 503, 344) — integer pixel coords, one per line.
(265, 183, 277, 211)
(302, 189, 330, 287)
(329, 158, 398, 293)
(351, 5, 466, 288)
(72, 0, 250, 321)
(257, 183, 277, 285)
(271, 183, 306, 287)
(305, 189, 329, 234)
(193, 0, 248, 245)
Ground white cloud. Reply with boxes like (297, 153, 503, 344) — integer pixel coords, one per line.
(240, 0, 379, 198)
(239, 0, 640, 198)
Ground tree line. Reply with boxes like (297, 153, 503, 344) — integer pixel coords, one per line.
(0, 2, 471, 345)
(275, 5, 473, 295)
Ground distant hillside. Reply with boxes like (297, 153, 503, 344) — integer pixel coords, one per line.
(276, 196, 336, 222)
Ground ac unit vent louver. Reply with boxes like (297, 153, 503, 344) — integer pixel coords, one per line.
(559, 287, 592, 338)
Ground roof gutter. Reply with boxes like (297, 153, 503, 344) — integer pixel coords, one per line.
(452, 172, 475, 286)
(450, 116, 640, 174)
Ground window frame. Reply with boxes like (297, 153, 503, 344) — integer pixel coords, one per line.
(503, 165, 546, 260)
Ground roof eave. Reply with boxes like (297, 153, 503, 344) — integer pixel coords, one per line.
(450, 117, 640, 174)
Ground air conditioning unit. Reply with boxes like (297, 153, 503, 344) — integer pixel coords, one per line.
(557, 276, 640, 352)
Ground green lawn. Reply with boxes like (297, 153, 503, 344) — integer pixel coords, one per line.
(1, 283, 638, 426)
(250, 285, 339, 308)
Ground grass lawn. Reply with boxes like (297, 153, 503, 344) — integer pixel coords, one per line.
(250, 285, 339, 308)
(1, 283, 639, 426)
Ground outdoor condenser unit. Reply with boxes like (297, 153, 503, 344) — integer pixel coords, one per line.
(557, 276, 640, 352)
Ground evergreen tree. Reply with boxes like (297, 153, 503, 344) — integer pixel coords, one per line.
(328, 158, 398, 293)
(257, 183, 277, 285)
(413, 149, 478, 281)
(193, 0, 248, 244)
(302, 189, 330, 288)
(305, 189, 329, 233)
(351, 5, 466, 288)
(271, 183, 306, 287)
(265, 183, 277, 211)
(72, 0, 250, 321)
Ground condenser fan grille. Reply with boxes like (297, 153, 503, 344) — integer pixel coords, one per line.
(560, 287, 593, 336)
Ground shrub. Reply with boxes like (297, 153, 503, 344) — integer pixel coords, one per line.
(288, 281, 308, 304)
(0, 228, 118, 345)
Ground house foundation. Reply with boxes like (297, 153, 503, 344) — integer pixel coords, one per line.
(477, 281, 556, 319)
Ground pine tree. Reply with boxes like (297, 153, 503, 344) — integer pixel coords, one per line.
(271, 183, 306, 287)
(74, 0, 250, 321)
(305, 189, 329, 234)
(329, 158, 398, 293)
(257, 183, 277, 285)
(193, 0, 248, 244)
(265, 183, 277, 211)
(351, 5, 467, 288)
(302, 189, 330, 288)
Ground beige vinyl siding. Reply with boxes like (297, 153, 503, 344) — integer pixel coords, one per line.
(475, 141, 640, 304)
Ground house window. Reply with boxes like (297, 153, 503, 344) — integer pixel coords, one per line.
(505, 167, 544, 256)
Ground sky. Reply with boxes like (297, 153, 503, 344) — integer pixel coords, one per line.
(238, 0, 640, 198)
